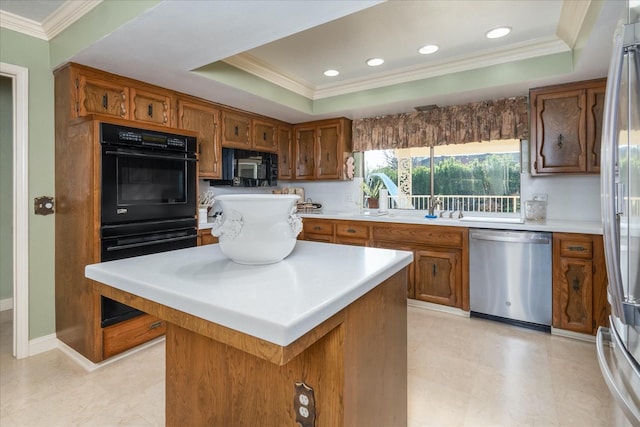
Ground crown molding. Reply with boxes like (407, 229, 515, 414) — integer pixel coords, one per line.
(43, 0, 102, 40)
(0, 0, 102, 41)
(223, 53, 316, 99)
(556, 0, 591, 48)
(0, 10, 47, 40)
(224, 36, 570, 101)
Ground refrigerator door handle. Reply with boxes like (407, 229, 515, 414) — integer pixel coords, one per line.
(597, 327, 640, 426)
(601, 22, 627, 322)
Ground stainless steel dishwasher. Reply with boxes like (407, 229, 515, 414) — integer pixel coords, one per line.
(469, 228, 552, 331)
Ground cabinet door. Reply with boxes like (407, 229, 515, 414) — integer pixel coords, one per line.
(553, 257, 594, 333)
(178, 100, 221, 179)
(295, 127, 316, 179)
(76, 74, 128, 119)
(414, 248, 461, 307)
(130, 87, 171, 126)
(317, 123, 341, 179)
(221, 111, 251, 149)
(374, 241, 415, 298)
(253, 119, 278, 153)
(586, 85, 606, 173)
(532, 89, 586, 174)
(278, 126, 293, 179)
(335, 221, 370, 247)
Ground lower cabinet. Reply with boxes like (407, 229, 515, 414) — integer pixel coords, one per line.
(414, 248, 462, 306)
(300, 219, 468, 309)
(102, 313, 165, 359)
(552, 233, 608, 335)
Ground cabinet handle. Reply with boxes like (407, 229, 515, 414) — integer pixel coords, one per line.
(234, 125, 239, 136)
(346, 228, 356, 233)
(313, 226, 322, 231)
(102, 94, 108, 110)
(568, 245, 586, 252)
(150, 321, 162, 330)
(432, 264, 437, 276)
(283, 155, 287, 163)
(572, 278, 580, 291)
(263, 132, 267, 141)
(327, 153, 330, 161)
(148, 104, 153, 117)
(556, 134, 564, 148)
(305, 156, 308, 163)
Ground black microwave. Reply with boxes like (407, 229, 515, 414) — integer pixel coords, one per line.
(211, 148, 278, 187)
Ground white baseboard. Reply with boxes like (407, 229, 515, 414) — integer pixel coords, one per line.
(57, 336, 166, 372)
(0, 298, 13, 311)
(29, 333, 58, 356)
(407, 299, 471, 317)
(551, 327, 596, 343)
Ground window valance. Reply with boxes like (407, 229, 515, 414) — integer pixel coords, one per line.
(352, 96, 529, 151)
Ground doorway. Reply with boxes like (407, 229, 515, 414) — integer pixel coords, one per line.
(0, 62, 29, 359)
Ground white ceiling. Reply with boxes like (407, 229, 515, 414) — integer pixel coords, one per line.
(0, 0, 632, 123)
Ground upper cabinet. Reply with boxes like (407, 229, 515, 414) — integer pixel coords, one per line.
(75, 71, 129, 120)
(293, 118, 353, 180)
(130, 87, 172, 127)
(530, 78, 606, 175)
(177, 98, 221, 179)
(252, 118, 278, 152)
(277, 125, 294, 180)
(221, 111, 251, 149)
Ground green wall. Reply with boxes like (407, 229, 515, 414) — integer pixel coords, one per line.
(0, 28, 55, 339)
(0, 76, 12, 302)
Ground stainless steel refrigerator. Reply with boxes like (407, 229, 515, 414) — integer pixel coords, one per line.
(598, 5, 640, 426)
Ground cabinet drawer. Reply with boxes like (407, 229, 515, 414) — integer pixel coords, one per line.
(303, 220, 334, 236)
(372, 224, 464, 248)
(102, 313, 165, 359)
(130, 88, 171, 126)
(558, 238, 593, 259)
(335, 222, 369, 240)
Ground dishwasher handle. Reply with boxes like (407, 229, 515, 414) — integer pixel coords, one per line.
(469, 230, 550, 245)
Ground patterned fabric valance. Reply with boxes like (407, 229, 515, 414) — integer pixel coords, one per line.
(352, 96, 529, 151)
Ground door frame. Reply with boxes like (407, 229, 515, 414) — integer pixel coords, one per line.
(1, 62, 30, 359)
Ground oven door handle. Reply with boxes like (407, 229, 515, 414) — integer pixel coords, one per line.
(105, 234, 196, 252)
(104, 149, 197, 162)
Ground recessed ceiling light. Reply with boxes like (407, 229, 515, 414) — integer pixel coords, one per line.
(366, 58, 385, 67)
(485, 26, 511, 39)
(418, 45, 439, 55)
(323, 69, 339, 77)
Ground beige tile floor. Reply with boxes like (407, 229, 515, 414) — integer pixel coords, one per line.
(1, 307, 613, 426)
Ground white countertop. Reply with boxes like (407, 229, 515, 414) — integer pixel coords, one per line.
(200, 211, 602, 235)
(85, 241, 413, 346)
(292, 210, 603, 235)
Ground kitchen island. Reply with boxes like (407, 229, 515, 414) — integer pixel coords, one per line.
(85, 240, 413, 426)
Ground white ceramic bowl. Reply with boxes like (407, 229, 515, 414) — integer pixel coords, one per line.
(211, 194, 302, 264)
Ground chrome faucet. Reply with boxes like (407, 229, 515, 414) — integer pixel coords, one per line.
(428, 197, 441, 216)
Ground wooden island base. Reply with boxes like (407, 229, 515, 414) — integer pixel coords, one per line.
(93, 268, 408, 426)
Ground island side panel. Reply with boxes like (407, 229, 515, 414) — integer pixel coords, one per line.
(165, 322, 345, 426)
(344, 268, 408, 427)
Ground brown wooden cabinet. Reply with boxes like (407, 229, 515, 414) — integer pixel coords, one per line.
(252, 118, 278, 152)
(130, 87, 172, 126)
(299, 218, 468, 308)
(221, 110, 251, 149)
(197, 229, 219, 246)
(102, 313, 166, 359)
(530, 78, 606, 175)
(552, 233, 609, 335)
(74, 70, 129, 120)
(372, 223, 468, 309)
(293, 118, 352, 180)
(277, 125, 294, 179)
(177, 99, 221, 179)
(414, 248, 462, 306)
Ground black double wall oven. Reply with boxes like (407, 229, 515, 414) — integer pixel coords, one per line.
(99, 123, 198, 327)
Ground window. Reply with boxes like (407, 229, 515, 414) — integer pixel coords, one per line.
(364, 140, 522, 213)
